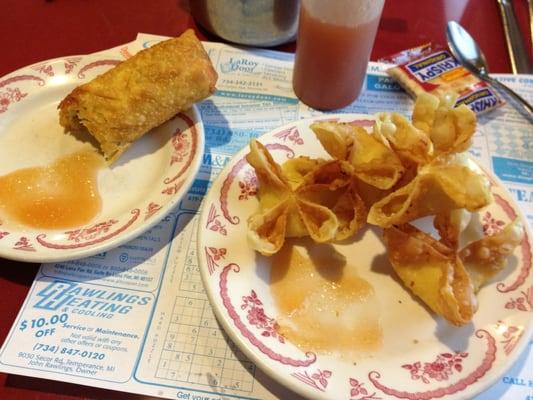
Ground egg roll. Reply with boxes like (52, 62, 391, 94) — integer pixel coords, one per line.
(59, 29, 218, 162)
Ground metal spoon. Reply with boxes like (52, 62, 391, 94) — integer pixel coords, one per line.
(446, 20, 533, 120)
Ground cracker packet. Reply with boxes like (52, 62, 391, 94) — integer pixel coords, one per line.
(381, 43, 504, 115)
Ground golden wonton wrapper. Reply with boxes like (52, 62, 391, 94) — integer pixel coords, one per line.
(246, 140, 339, 255)
(247, 199, 291, 256)
(412, 92, 476, 155)
(301, 159, 353, 189)
(297, 160, 367, 240)
(310, 121, 354, 160)
(434, 208, 472, 249)
(460, 218, 524, 291)
(352, 178, 391, 208)
(246, 140, 370, 254)
(383, 224, 477, 326)
(412, 92, 440, 133)
(331, 184, 367, 240)
(349, 126, 405, 190)
(282, 156, 324, 190)
(298, 160, 368, 240)
(310, 121, 405, 190)
(368, 157, 492, 228)
(374, 112, 433, 165)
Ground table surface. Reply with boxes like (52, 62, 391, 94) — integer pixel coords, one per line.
(0, 0, 532, 399)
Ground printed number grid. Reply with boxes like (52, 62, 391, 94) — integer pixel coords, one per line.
(155, 295, 255, 392)
(179, 221, 203, 293)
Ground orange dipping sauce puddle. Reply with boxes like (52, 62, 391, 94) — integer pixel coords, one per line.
(270, 244, 382, 359)
(0, 150, 104, 229)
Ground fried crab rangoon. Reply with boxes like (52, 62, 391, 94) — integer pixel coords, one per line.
(310, 121, 354, 161)
(383, 224, 477, 326)
(311, 121, 405, 190)
(244, 93, 524, 325)
(412, 92, 476, 155)
(246, 140, 335, 255)
(246, 140, 366, 255)
(367, 156, 493, 228)
(373, 112, 433, 165)
(281, 156, 323, 190)
(297, 160, 367, 240)
(383, 219, 524, 325)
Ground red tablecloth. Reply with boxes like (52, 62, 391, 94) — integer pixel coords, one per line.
(0, 0, 531, 399)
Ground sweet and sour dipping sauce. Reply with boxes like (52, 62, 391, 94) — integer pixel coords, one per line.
(0, 149, 104, 229)
(270, 244, 382, 358)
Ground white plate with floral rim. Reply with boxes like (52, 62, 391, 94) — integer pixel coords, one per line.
(197, 115, 533, 400)
(0, 53, 204, 263)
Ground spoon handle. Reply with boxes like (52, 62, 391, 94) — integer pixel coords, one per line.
(481, 74, 533, 120)
(497, 0, 533, 74)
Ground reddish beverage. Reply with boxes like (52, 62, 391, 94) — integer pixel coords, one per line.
(293, 0, 384, 110)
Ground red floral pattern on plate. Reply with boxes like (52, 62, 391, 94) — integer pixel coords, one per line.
(144, 202, 162, 220)
(64, 57, 82, 74)
(66, 219, 118, 242)
(0, 88, 27, 114)
(273, 126, 304, 145)
(241, 290, 285, 344)
(161, 181, 184, 195)
(31, 63, 54, 77)
(77, 59, 121, 78)
(291, 369, 332, 392)
(36, 209, 141, 250)
(496, 320, 524, 356)
(0, 75, 45, 89)
(163, 113, 198, 184)
(482, 211, 505, 236)
(170, 129, 190, 165)
(349, 378, 381, 400)
(14, 237, 35, 252)
(505, 285, 533, 312)
(205, 246, 226, 275)
(120, 46, 132, 59)
(368, 330, 496, 399)
(402, 352, 468, 384)
(238, 170, 257, 200)
(206, 205, 227, 236)
(0, 232, 9, 240)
